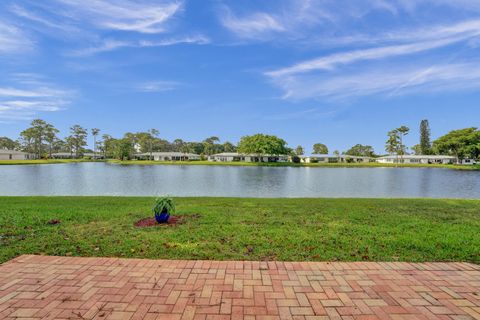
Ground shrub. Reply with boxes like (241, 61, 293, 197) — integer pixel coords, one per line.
(153, 197, 176, 215)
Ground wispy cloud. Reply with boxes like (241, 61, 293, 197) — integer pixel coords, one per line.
(0, 74, 73, 120)
(0, 21, 35, 55)
(69, 34, 210, 56)
(136, 81, 180, 92)
(265, 16, 480, 101)
(271, 62, 480, 100)
(220, 9, 285, 39)
(52, 0, 183, 34)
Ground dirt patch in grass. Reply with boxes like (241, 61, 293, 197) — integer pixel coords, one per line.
(134, 214, 200, 228)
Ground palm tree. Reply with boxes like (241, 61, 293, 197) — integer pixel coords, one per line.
(91, 128, 100, 160)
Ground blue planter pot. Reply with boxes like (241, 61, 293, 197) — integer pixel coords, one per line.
(155, 211, 170, 223)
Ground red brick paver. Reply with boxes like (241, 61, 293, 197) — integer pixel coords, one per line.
(0, 255, 479, 319)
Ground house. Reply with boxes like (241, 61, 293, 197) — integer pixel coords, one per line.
(376, 155, 456, 164)
(302, 154, 372, 163)
(135, 152, 200, 161)
(83, 153, 105, 159)
(461, 159, 477, 165)
(51, 152, 77, 159)
(0, 149, 36, 160)
(208, 152, 288, 163)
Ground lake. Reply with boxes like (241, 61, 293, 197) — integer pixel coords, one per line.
(0, 162, 479, 198)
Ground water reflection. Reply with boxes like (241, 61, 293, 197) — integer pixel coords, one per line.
(0, 163, 478, 198)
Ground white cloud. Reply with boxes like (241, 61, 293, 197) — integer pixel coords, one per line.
(271, 62, 480, 100)
(69, 34, 210, 56)
(136, 81, 180, 92)
(0, 21, 34, 54)
(54, 0, 183, 34)
(267, 19, 480, 78)
(220, 9, 285, 39)
(0, 75, 73, 120)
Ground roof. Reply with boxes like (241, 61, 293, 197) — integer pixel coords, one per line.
(0, 149, 30, 155)
(377, 155, 456, 159)
(137, 152, 200, 157)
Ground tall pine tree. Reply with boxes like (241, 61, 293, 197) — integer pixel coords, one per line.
(420, 119, 431, 155)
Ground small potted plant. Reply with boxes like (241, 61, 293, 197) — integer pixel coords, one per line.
(153, 197, 175, 223)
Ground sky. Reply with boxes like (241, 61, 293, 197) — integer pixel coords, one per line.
(1, 0, 480, 153)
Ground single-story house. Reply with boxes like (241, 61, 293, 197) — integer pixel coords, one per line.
(461, 159, 477, 165)
(376, 155, 457, 164)
(135, 152, 200, 161)
(51, 152, 77, 159)
(51, 152, 104, 159)
(0, 149, 36, 160)
(208, 152, 288, 163)
(301, 154, 373, 163)
(83, 153, 105, 159)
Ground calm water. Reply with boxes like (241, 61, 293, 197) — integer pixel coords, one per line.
(0, 162, 479, 198)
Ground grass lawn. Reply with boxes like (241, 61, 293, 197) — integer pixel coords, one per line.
(1, 197, 479, 264)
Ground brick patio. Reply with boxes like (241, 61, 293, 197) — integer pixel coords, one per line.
(0, 255, 479, 319)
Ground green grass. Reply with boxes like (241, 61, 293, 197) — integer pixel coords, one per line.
(1, 197, 479, 264)
(108, 159, 480, 170)
(0, 159, 103, 165)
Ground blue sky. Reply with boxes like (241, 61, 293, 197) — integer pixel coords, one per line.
(1, 0, 480, 153)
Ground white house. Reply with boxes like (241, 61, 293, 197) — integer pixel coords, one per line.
(461, 158, 477, 165)
(0, 149, 36, 160)
(376, 155, 457, 164)
(301, 154, 372, 163)
(135, 152, 200, 161)
(208, 152, 289, 163)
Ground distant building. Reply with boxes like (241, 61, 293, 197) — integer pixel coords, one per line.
(135, 152, 200, 161)
(301, 154, 372, 163)
(376, 155, 456, 164)
(51, 152, 104, 159)
(461, 159, 477, 165)
(0, 149, 36, 160)
(208, 152, 288, 163)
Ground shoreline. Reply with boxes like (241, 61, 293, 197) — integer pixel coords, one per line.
(1, 159, 478, 170)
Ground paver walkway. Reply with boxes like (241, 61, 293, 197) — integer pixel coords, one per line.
(0, 256, 479, 319)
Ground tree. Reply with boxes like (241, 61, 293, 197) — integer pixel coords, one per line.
(312, 143, 328, 154)
(345, 144, 376, 157)
(44, 124, 59, 158)
(223, 141, 237, 153)
(0, 137, 18, 150)
(385, 126, 409, 163)
(295, 145, 304, 156)
(432, 127, 480, 161)
(91, 128, 100, 159)
(420, 120, 431, 155)
(397, 126, 410, 160)
(237, 134, 288, 160)
(101, 134, 113, 158)
(385, 129, 401, 161)
(113, 138, 135, 160)
(203, 136, 221, 155)
(145, 129, 159, 160)
(333, 150, 340, 156)
(68, 125, 88, 158)
(19, 119, 52, 158)
(411, 144, 422, 155)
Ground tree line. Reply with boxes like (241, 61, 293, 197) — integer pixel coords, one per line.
(0, 118, 479, 160)
(385, 120, 480, 160)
